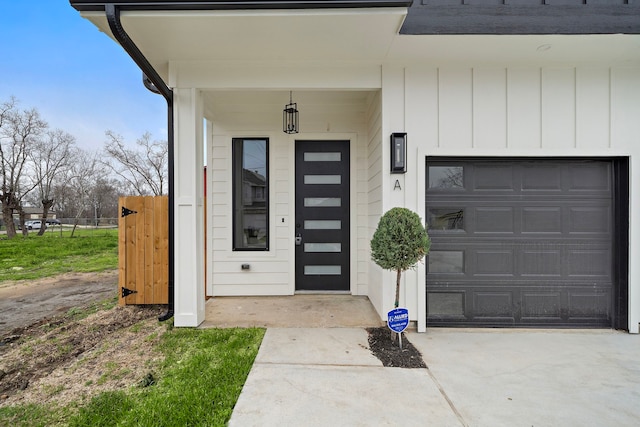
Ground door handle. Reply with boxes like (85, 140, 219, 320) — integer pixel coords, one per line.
(295, 233, 303, 246)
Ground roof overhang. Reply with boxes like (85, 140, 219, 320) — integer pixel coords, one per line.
(71, 0, 640, 84)
(69, 0, 413, 12)
(78, 7, 410, 81)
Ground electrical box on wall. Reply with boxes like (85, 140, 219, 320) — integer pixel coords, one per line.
(390, 133, 407, 174)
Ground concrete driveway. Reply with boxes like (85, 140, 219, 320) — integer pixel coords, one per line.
(410, 328, 640, 426)
(229, 328, 640, 427)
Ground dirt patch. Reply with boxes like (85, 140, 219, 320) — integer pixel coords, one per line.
(0, 271, 119, 335)
(0, 271, 424, 411)
(0, 303, 167, 407)
(367, 326, 427, 369)
(0, 270, 171, 408)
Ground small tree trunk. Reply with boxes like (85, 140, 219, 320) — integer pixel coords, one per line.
(395, 269, 402, 308)
(37, 199, 54, 236)
(1, 204, 16, 239)
(70, 209, 84, 238)
(18, 207, 28, 237)
(394, 269, 403, 344)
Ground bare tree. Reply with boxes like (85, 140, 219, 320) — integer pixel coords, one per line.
(90, 176, 121, 224)
(51, 179, 77, 220)
(62, 148, 101, 237)
(30, 129, 75, 235)
(0, 98, 47, 238)
(0, 97, 16, 234)
(102, 131, 167, 196)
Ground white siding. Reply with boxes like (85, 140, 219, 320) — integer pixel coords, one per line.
(209, 125, 294, 296)
(394, 64, 640, 332)
(473, 68, 507, 149)
(205, 90, 373, 297)
(366, 90, 384, 315)
(542, 68, 576, 149)
(507, 68, 542, 150)
(174, 88, 206, 327)
(576, 68, 610, 149)
(611, 68, 640, 149)
(397, 65, 637, 153)
(180, 59, 639, 332)
(439, 68, 473, 150)
(611, 67, 640, 334)
(406, 67, 439, 151)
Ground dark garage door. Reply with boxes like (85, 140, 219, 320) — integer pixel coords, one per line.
(426, 158, 614, 327)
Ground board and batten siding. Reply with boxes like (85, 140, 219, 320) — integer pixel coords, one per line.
(404, 66, 640, 152)
(401, 64, 640, 332)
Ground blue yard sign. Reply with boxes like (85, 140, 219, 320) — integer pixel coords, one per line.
(387, 307, 409, 333)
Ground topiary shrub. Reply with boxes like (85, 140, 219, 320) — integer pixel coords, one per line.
(370, 207, 430, 308)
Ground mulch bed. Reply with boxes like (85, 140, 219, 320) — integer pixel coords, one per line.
(366, 326, 427, 369)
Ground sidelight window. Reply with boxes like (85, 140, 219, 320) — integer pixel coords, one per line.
(232, 138, 269, 250)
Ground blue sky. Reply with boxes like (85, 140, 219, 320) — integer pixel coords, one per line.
(0, 1, 167, 150)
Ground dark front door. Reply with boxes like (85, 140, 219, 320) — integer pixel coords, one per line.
(295, 141, 350, 291)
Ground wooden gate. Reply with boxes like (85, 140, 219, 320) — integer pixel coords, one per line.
(118, 196, 168, 305)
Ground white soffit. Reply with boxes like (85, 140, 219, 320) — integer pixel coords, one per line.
(82, 8, 407, 79)
(81, 9, 640, 79)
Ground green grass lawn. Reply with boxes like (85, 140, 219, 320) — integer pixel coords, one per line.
(0, 227, 267, 426)
(70, 327, 265, 427)
(0, 325, 265, 427)
(0, 228, 118, 282)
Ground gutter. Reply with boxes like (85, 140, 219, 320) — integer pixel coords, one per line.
(72, 1, 413, 12)
(76, 0, 414, 323)
(105, 4, 175, 322)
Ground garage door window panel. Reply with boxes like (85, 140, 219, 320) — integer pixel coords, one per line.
(427, 208, 465, 232)
(429, 166, 464, 190)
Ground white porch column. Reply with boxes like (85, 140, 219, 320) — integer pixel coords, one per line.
(173, 87, 205, 327)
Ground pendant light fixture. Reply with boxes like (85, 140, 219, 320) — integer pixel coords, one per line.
(283, 91, 299, 134)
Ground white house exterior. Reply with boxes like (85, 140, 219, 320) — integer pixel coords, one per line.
(70, 1, 640, 332)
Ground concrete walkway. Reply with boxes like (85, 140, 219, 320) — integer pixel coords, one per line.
(228, 328, 640, 427)
(204, 297, 640, 426)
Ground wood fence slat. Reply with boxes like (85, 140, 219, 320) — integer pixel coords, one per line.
(134, 197, 146, 305)
(143, 196, 154, 304)
(118, 196, 168, 306)
(118, 197, 127, 306)
(154, 196, 169, 303)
